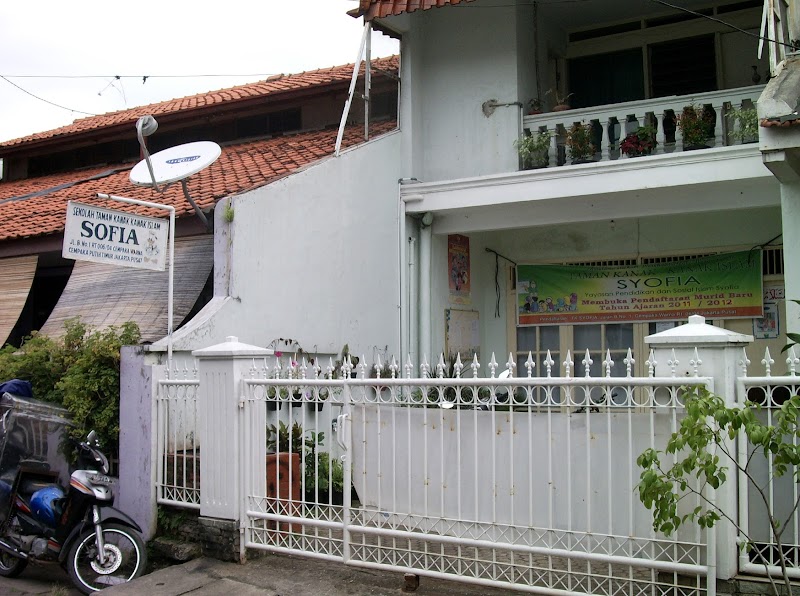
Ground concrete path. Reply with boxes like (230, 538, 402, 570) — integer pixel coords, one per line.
(100, 554, 518, 596)
(0, 561, 83, 595)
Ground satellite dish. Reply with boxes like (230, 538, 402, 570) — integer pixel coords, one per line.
(130, 141, 221, 187)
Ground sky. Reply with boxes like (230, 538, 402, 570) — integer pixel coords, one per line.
(0, 1, 399, 143)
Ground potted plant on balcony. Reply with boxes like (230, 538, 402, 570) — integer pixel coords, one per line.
(566, 122, 595, 164)
(729, 107, 758, 144)
(677, 104, 714, 150)
(620, 125, 657, 158)
(514, 130, 552, 169)
(545, 88, 573, 112)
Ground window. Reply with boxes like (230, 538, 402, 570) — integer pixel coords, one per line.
(649, 35, 717, 98)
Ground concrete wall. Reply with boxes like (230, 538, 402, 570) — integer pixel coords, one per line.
(165, 131, 403, 358)
(405, 0, 522, 183)
(118, 345, 157, 540)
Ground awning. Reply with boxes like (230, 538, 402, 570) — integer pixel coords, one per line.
(41, 235, 213, 342)
(0, 255, 38, 346)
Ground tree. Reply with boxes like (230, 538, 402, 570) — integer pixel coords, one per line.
(637, 385, 800, 596)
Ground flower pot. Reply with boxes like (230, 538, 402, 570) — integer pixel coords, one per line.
(266, 452, 302, 532)
(552, 104, 571, 112)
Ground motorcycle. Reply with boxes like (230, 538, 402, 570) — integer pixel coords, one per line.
(0, 391, 147, 594)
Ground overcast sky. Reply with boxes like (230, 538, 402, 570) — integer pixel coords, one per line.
(0, 1, 398, 143)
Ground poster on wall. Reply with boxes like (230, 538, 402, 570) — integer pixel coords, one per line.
(517, 250, 763, 325)
(754, 302, 780, 339)
(445, 309, 480, 361)
(448, 234, 471, 305)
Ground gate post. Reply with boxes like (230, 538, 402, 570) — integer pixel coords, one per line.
(646, 315, 753, 582)
(193, 337, 271, 521)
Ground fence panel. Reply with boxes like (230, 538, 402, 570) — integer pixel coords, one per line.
(155, 363, 200, 509)
(240, 352, 713, 595)
(736, 347, 800, 579)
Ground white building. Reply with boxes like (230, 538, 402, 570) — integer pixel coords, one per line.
(159, 0, 797, 378)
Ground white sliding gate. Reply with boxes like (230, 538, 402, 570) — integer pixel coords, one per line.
(239, 353, 714, 596)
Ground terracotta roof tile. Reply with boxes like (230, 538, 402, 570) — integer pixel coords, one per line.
(350, 0, 475, 19)
(0, 121, 397, 242)
(1, 56, 399, 149)
(760, 115, 800, 127)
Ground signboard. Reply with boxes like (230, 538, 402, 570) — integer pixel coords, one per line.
(63, 201, 168, 271)
(517, 250, 763, 325)
(448, 234, 471, 305)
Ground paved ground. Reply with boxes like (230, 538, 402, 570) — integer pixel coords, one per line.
(0, 553, 520, 595)
(0, 561, 82, 595)
(102, 555, 519, 596)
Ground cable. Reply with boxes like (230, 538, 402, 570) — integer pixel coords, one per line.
(0, 76, 97, 116)
(1, 73, 281, 80)
(647, 0, 797, 50)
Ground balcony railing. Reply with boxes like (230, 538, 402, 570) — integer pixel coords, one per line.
(521, 85, 764, 168)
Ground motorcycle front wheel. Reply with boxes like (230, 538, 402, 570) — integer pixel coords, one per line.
(66, 523, 147, 594)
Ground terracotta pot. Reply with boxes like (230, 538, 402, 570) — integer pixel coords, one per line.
(266, 452, 302, 533)
(552, 104, 571, 112)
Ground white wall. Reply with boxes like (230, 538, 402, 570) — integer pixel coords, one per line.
(407, 1, 522, 183)
(167, 131, 403, 357)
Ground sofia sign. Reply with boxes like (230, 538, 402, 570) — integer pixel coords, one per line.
(517, 250, 763, 325)
(62, 201, 168, 271)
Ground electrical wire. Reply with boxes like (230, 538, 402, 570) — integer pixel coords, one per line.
(1, 73, 280, 79)
(0, 76, 97, 116)
(647, 0, 797, 50)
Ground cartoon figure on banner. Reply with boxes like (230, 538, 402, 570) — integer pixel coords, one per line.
(519, 280, 540, 313)
(451, 253, 469, 292)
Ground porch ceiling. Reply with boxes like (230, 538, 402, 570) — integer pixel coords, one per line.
(537, 0, 721, 31)
(402, 146, 779, 234)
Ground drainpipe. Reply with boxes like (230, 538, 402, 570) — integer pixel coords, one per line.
(399, 179, 421, 367)
(399, 185, 407, 365)
(408, 236, 417, 369)
(419, 212, 433, 367)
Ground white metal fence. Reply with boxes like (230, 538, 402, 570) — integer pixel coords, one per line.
(736, 348, 800, 579)
(239, 352, 713, 596)
(155, 363, 200, 509)
(152, 344, 800, 593)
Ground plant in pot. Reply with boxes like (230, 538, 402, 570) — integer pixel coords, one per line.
(514, 130, 552, 169)
(729, 107, 758, 144)
(677, 104, 714, 150)
(527, 97, 543, 115)
(305, 451, 345, 505)
(545, 88, 573, 112)
(620, 125, 657, 158)
(566, 122, 596, 163)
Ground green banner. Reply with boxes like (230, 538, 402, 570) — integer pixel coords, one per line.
(517, 251, 763, 325)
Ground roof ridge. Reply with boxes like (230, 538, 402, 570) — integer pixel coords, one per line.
(1, 55, 399, 149)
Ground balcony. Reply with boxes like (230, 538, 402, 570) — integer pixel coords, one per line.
(521, 86, 763, 168)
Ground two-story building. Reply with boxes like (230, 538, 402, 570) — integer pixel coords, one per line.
(162, 0, 794, 378)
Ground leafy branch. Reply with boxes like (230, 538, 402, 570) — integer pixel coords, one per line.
(637, 385, 800, 596)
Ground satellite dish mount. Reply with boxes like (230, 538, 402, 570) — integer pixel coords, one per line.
(130, 116, 221, 230)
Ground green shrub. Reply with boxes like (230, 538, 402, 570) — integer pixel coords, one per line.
(0, 318, 140, 455)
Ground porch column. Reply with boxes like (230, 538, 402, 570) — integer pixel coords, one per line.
(419, 214, 433, 365)
(646, 315, 753, 581)
(193, 337, 271, 520)
(779, 180, 800, 336)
